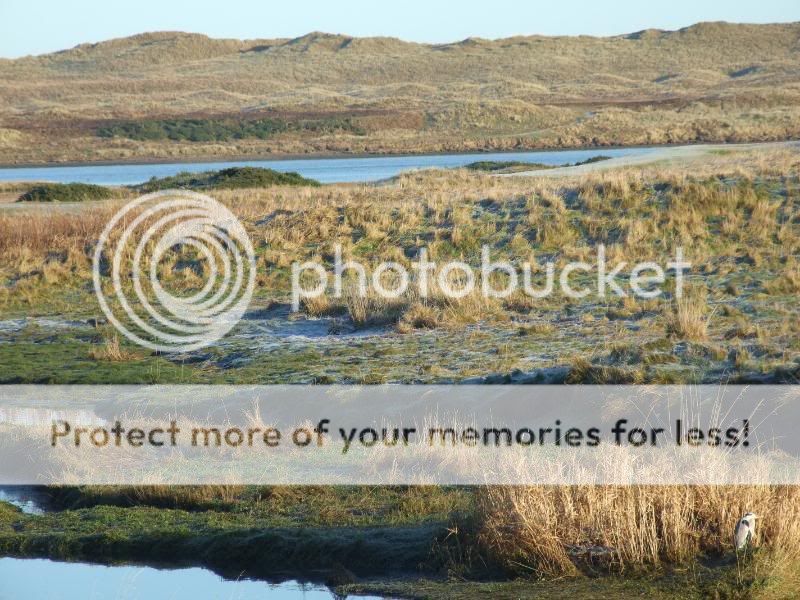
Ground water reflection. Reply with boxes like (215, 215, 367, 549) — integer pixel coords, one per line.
(0, 147, 649, 185)
(0, 558, 380, 599)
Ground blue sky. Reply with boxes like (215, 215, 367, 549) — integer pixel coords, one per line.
(1, 0, 799, 58)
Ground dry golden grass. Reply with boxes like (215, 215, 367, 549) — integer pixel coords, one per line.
(664, 295, 712, 341)
(1, 146, 798, 337)
(85, 484, 246, 508)
(477, 485, 800, 577)
(88, 334, 142, 362)
(765, 263, 800, 296)
(517, 321, 556, 336)
(396, 302, 440, 333)
(300, 293, 337, 317)
(0, 207, 120, 256)
(341, 285, 407, 327)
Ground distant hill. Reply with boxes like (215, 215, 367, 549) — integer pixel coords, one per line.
(1, 22, 799, 164)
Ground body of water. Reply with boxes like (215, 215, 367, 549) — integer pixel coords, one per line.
(0, 558, 378, 599)
(0, 148, 652, 186)
(0, 488, 47, 515)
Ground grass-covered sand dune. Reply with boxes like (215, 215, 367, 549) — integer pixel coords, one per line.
(1, 22, 800, 164)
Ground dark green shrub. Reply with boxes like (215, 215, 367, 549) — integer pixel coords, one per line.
(134, 167, 320, 193)
(465, 161, 550, 172)
(97, 116, 365, 142)
(464, 156, 610, 173)
(17, 183, 116, 202)
(573, 155, 612, 166)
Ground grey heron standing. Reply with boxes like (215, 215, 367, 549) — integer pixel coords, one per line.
(734, 512, 759, 552)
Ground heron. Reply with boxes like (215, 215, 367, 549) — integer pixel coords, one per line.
(734, 512, 759, 551)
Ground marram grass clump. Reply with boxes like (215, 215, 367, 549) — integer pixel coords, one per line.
(475, 485, 800, 579)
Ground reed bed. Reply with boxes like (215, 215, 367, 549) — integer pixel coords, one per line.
(476, 484, 800, 578)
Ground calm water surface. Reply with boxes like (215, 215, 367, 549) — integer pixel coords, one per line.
(0, 558, 380, 599)
(0, 148, 652, 185)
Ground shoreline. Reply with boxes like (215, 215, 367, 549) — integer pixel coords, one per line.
(0, 140, 765, 171)
(504, 140, 800, 177)
(0, 141, 795, 192)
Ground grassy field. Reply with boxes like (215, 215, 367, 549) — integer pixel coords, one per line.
(0, 145, 798, 385)
(1, 22, 800, 164)
(2, 484, 799, 598)
(1, 145, 799, 597)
